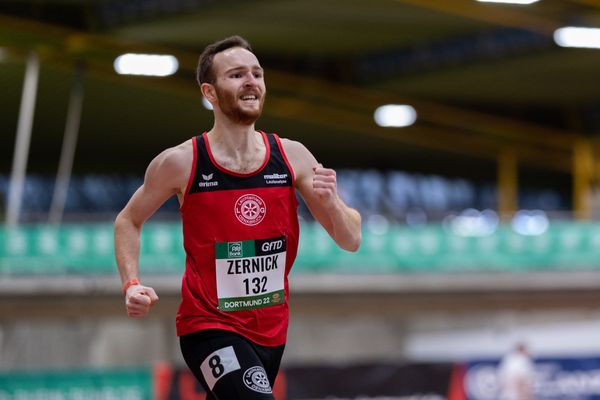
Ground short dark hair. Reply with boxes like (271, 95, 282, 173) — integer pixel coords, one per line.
(196, 35, 252, 85)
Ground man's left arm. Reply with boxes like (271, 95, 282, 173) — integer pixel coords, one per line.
(282, 139, 361, 252)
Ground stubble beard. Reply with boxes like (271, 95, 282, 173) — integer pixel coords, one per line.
(215, 85, 264, 126)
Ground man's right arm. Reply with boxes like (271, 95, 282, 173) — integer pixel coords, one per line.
(114, 141, 191, 317)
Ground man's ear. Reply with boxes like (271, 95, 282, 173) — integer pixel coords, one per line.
(201, 83, 217, 104)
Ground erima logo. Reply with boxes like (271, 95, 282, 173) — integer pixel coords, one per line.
(199, 173, 219, 188)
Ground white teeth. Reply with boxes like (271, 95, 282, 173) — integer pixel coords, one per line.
(241, 95, 257, 100)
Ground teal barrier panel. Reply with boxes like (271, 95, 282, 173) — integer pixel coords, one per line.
(0, 367, 152, 399)
(297, 221, 600, 273)
(1, 221, 600, 275)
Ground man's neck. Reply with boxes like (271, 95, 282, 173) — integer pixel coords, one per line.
(206, 120, 266, 173)
(209, 117, 257, 148)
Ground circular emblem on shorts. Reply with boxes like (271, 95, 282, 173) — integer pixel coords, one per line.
(234, 194, 266, 226)
(243, 366, 272, 393)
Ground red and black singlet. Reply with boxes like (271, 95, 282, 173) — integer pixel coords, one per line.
(176, 131, 299, 346)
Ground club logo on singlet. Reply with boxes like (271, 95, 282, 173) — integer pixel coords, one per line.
(234, 194, 266, 226)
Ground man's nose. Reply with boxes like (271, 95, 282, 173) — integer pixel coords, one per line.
(244, 73, 258, 86)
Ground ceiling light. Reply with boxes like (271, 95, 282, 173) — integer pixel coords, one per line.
(374, 105, 417, 128)
(554, 27, 600, 49)
(114, 53, 178, 76)
(476, 0, 540, 4)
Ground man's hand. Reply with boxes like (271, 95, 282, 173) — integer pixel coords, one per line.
(313, 164, 339, 209)
(125, 284, 159, 318)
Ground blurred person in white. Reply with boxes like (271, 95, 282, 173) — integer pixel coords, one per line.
(498, 342, 535, 400)
(114, 35, 361, 399)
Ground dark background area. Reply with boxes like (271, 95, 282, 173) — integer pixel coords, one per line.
(2, 0, 600, 204)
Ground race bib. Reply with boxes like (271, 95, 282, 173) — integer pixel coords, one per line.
(215, 236, 286, 312)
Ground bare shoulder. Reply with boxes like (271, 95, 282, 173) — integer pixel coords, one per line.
(156, 139, 192, 168)
(280, 137, 310, 156)
(280, 138, 317, 179)
(146, 139, 193, 189)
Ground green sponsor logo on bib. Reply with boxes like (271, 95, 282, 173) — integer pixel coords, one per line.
(228, 242, 243, 258)
(216, 239, 255, 259)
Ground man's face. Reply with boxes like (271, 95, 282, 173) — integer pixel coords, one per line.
(211, 47, 266, 125)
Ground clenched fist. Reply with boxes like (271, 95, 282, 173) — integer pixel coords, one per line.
(313, 163, 339, 209)
(125, 284, 159, 318)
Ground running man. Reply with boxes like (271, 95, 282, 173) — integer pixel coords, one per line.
(114, 35, 361, 399)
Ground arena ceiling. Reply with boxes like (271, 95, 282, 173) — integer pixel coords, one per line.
(1, 0, 600, 188)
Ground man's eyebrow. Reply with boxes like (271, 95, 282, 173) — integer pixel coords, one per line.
(224, 65, 264, 74)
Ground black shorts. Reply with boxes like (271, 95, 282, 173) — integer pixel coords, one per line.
(179, 329, 285, 400)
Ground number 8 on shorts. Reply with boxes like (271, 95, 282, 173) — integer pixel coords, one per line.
(200, 346, 241, 390)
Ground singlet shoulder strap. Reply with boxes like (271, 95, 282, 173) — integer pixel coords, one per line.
(186, 133, 214, 194)
(268, 133, 296, 184)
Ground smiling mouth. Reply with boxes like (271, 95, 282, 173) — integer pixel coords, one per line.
(240, 94, 258, 102)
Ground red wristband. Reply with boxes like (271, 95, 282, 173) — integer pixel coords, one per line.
(123, 278, 140, 294)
